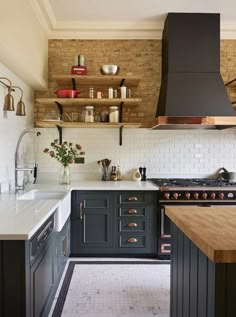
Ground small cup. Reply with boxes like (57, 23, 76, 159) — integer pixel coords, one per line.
(97, 91, 103, 99)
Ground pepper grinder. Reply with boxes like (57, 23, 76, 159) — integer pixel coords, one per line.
(139, 167, 146, 181)
(142, 167, 146, 181)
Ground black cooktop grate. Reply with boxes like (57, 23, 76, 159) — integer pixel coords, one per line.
(149, 178, 236, 187)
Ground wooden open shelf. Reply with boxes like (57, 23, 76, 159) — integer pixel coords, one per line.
(35, 121, 142, 128)
(51, 74, 141, 87)
(35, 97, 142, 106)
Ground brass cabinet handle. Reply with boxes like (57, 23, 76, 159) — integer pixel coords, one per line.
(128, 196, 138, 201)
(128, 222, 138, 228)
(128, 237, 138, 243)
(80, 202, 83, 221)
(128, 209, 138, 214)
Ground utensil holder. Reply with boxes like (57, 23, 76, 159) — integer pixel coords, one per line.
(102, 167, 110, 181)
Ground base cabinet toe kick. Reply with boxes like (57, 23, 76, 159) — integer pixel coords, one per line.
(0, 214, 70, 317)
(70, 190, 157, 257)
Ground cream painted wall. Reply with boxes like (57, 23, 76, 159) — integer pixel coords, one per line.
(0, 0, 48, 90)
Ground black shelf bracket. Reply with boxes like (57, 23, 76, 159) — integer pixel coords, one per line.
(119, 125, 124, 146)
(56, 125, 63, 144)
(120, 78, 125, 87)
(119, 101, 124, 122)
(55, 102, 63, 120)
(71, 78, 76, 90)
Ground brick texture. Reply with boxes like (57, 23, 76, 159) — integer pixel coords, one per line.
(35, 39, 236, 126)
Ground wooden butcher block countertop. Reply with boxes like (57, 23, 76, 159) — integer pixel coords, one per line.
(165, 206, 236, 263)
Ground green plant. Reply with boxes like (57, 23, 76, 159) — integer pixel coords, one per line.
(43, 139, 85, 166)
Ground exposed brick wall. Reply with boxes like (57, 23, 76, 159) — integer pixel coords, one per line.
(35, 39, 236, 126)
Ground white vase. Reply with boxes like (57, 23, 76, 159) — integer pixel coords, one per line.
(59, 165, 71, 184)
(133, 169, 141, 182)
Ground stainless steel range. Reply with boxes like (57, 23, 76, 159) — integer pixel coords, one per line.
(149, 178, 236, 259)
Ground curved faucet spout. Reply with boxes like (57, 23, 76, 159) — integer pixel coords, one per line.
(15, 128, 41, 191)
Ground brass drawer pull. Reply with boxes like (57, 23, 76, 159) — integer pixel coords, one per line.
(128, 237, 138, 243)
(128, 196, 138, 201)
(128, 222, 138, 228)
(128, 209, 138, 214)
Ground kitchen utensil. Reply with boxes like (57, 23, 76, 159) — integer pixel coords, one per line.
(100, 65, 119, 75)
(218, 167, 236, 181)
(55, 89, 80, 98)
(64, 112, 73, 121)
(98, 159, 111, 181)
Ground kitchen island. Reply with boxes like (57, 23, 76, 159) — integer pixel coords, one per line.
(165, 206, 236, 317)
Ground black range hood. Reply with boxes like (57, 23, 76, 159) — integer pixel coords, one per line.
(152, 13, 236, 129)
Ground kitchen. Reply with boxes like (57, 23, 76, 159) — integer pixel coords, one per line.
(1, 1, 236, 317)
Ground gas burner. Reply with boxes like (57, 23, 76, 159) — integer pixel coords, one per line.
(149, 178, 236, 187)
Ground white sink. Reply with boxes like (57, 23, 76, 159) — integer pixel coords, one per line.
(17, 190, 71, 232)
(17, 190, 67, 200)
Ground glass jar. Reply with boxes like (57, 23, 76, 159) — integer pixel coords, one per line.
(85, 106, 94, 122)
(101, 108, 109, 122)
(109, 106, 119, 123)
(89, 87, 94, 98)
(94, 112, 101, 122)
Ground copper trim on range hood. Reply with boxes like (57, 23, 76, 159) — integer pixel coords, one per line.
(151, 116, 236, 130)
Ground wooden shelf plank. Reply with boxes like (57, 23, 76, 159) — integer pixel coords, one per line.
(35, 121, 142, 128)
(35, 97, 142, 106)
(51, 74, 141, 87)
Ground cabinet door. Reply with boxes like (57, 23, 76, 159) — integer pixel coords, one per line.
(71, 191, 115, 253)
(31, 240, 54, 317)
(54, 219, 70, 281)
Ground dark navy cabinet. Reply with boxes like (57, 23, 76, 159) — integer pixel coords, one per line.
(71, 191, 115, 254)
(0, 216, 70, 317)
(71, 190, 157, 256)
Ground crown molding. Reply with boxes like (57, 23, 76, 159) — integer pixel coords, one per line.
(48, 21, 163, 39)
(30, 0, 236, 40)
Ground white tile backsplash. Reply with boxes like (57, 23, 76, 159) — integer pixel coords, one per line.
(36, 127, 236, 181)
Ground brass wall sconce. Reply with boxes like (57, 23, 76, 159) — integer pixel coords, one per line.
(12, 86, 26, 116)
(0, 77, 26, 116)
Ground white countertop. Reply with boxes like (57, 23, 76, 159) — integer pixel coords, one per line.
(31, 180, 159, 191)
(0, 180, 158, 240)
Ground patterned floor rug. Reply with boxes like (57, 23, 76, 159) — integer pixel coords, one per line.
(52, 261, 170, 317)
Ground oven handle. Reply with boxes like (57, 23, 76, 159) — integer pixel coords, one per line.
(161, 207, 171, 239)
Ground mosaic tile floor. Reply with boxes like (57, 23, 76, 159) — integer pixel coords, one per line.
(50, 260, 170, 317)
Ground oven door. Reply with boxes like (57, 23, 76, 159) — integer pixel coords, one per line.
(158, 201, 236, 259)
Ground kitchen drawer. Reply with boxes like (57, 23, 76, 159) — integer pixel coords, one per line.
(118, 219, 145, 233)
(118, 206, 147, 217)
(118, 192, 149, 205)
(119, 235, 146, 248)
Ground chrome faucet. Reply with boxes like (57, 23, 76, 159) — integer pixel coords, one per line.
(15, 128, 41, 192)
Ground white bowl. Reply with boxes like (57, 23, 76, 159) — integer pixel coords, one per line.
(100, 65, 119, 75)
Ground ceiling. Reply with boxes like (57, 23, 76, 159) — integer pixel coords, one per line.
(30, 0, 236, 39)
